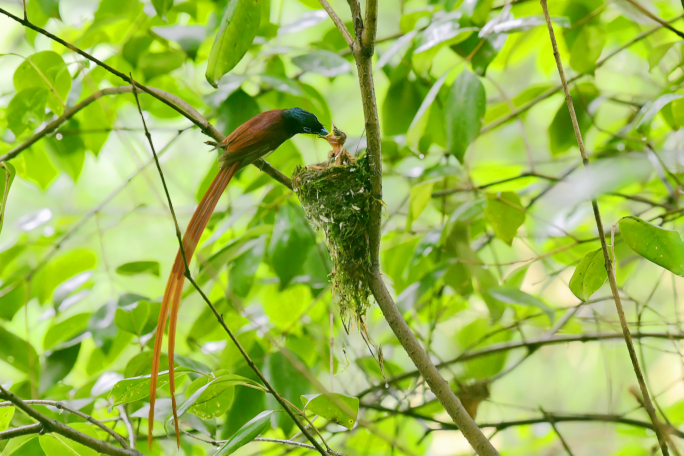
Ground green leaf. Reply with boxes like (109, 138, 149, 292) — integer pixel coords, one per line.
(39, 343, 81, 394)
(14, 51, 71, 115)
(445, 70, 485, 162)
(0, 325, 39, 374)
(107, 367, 195, 407)
(263, 285, 311, 329)
(444, 261, 473, 295)
(1, 434, 40, 455)
(44, 313, 91, 350)
(7, 88, 49, 136)
(569, 26, 606, 74)
(451, 31, 506, 76)
(216, 410, 273, 455)
(153, 26, 207, 60)
(40, 423, 98, 456)
(45, 119, 86, 182)
(266, 351, 310, 433)
(382, 76, 424, 136)
(488, 286, 554, 322)
(414, 17, 477, 54)
(406, 181, 434, 230)
(484, 192, 525, 246)
(636, 94, 684, 131)
(268, 204, 315, 286)
(114, 300, 150, 335)
(138, 50, 185, 81)
(0, 406, 14, 432)
(178, 372, 264, 420)
(569, 248, 608, 301)
(292, 50, 351, 77)
(458, 318, 511, 379)
(229, 236, 266, 298)
(206, 0, 261, 88)
(216, 88, 262, 137)
(115, 261, 160, 277)
(33, 249, 97, 304)
(0, 282, 27, 321)
(301, 393, 359, 429)
(34, 0, 61, 19)
(619, 216, 684, 276)
(151, 0, 173, 19)
(0, 162, 16, 235)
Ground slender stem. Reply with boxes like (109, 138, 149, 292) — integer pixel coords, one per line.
(0, 387, 142, 456)
(129, 80, 328, 456)
(0, 423, 42, 440)
(117, 406, 136, 450)
(539, 2, 669, 453)
(541, 408, 575, 456)
(623, 0, 684, 39)
(317, 0, 354, 48)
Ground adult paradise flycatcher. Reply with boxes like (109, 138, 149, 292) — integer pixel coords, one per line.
(148, 108, 328, 447)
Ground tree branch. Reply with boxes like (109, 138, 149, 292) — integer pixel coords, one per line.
(0, 6, 292, 190)
(0, 386, 142, 456)
(362, 0, 378, 51)
(317, 0, 354, 49)
(540, 3, 667, 453)
(623, 0, 684, 39)
(359, 331, 684, 398)
(0, 423, 43, 440)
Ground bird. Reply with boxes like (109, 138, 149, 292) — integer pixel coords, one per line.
(148, 108, 328, 448)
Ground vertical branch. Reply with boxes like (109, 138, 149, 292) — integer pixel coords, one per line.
(539, 2, 670, 454)
(316, 1, 501, 455)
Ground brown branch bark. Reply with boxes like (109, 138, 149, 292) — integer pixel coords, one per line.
(317, 0, 354, 48)
(539, 1, 670, 453)
(0, 423, 42, 440)
(0, 386, 142, 456)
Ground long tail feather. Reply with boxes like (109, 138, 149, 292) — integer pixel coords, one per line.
(148, 163, 239, 448)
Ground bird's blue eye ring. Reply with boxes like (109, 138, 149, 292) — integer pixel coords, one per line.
(303, 127, 312, 133)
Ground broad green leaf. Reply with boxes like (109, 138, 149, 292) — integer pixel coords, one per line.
(40, 423, 98, 456)
(151, 0, 173, 19)
(263, 284, 310, 329)
(7, 88, 48, 136)
(45, 119, 85, 182)
(114, 300, 150, 335)
(484, 84, 552, 124)
(484, 192, 525, 246)
(33, 249, 97, 304)
(444, 261, 473, 295)
(0, 162, 16, 235)
(619, 216, 684, 276)
(177, 372, 264, 420)
(0, 406, 14, 432)
(451, 30, 506, 75)
(292, 50, 351, 77)
(301, 393, 359, 429)
(636, 94, 684, 131)
(382, 76, 425, 136)
(569, 26, 606, 74)
(458, 318, 511, 379)
(14, 51, 71, 115)
(138, 50, 185, 81)
(0, 325, 39, 374)
(1, 434, 40, 455)
(569, 248, 608, 301)
(107, 367, 195, 406)
(125, 351, 168, 378)
(488, 286, 554, 322)
(406, 181, 434, 230)
(216, 89, 261, 139)
(15, 145, 59, 190)
(266, 351, 310, 433)
(39, 343, 81, 394)
(414, 15, 477, 54)
(206, 0, 261, 87)
(268, 204, 315, 286)
(503, 265, 529, 289)
(0, 282, 27, 321)
(229, 236, 266, 298)
(43, 313, 91, 350)
(115, 261, 160, 277)
(34, 0, 61, 19)
(216, 410, 273, 455)
(445, 70, 485, 162)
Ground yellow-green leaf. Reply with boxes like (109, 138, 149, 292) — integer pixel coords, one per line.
(406, 181, 434, 230)
(569, 248, 607, 301)
(484, 192, 525, 246)
(301, 393, 359, 429)
(619, 216, 684, 276)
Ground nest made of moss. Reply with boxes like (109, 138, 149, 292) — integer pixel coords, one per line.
(292, 149, 373, 327)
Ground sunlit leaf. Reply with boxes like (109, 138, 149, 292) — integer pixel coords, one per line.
(206, 0, 261, 87)
(569, 248, 608, 301)
(0, 325, 39, 374)
(0, 406, 14, 432)
(484, 192, 525, 246)
(0, 162, 16, 235)
(569, 26, 606, 74)
(14, 51, 71, 115)
(151, 0, 173, 19)
(445, 70, 485, 162)
(33, 249, 97, 304)
(406, 181, 435, 230)
(268, 204, 315, 286)
(548, 83, 598, 155)
(619, 216, 684, 276)
(216, 410, 273, 455)
(40, 423, 98, 456)
(114, 300, 150, 335)
(107, 367, 196, 407)
(7, 88, 49, 136)
(301, 393, 359, 429)
(44, 313, 91, 350)
(115, 261, 160, 277)
(636, 94, 684, 131)
(138, 50, 185, 81)
(40, 343, 81, 394)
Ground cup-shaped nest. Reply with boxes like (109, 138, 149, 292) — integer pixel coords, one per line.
(292, 127, 373, 326)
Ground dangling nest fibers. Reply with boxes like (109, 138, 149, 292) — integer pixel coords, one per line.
(292, 126, 373, 328)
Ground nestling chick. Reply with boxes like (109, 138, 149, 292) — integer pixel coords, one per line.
(312, 123, 354, 169)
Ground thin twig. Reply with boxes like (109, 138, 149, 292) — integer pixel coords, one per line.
(117, 406, 136, 450)
(129, 78, 328, 456)
(0, 387, 142, 456)
(317, 0, 354, 48)
(540, 2, 669, 453)
(0, 423, 42, 440)
(541, 408, 575, 456)
(623, 0, 684, 39)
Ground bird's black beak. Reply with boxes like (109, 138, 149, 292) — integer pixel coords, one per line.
(317, 127, 329, 137)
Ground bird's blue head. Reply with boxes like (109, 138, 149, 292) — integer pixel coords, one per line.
(283, 108, 328, 136)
